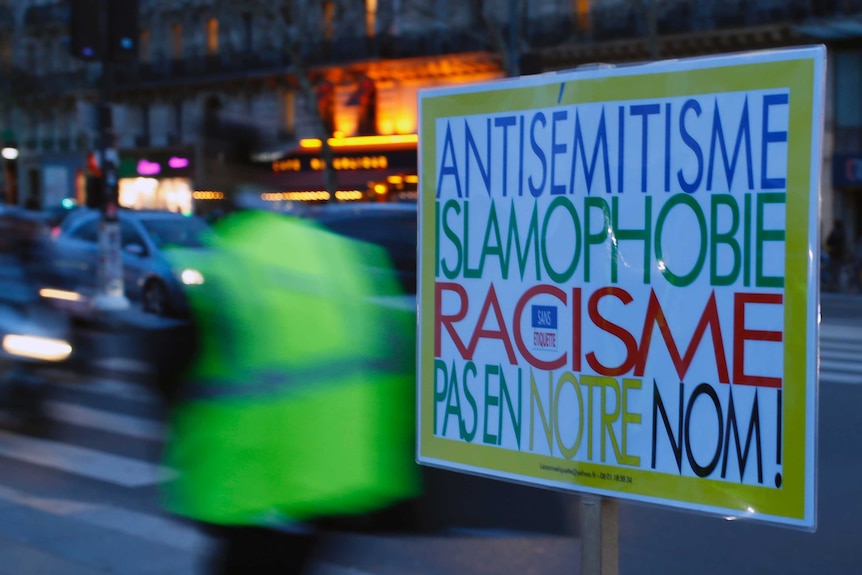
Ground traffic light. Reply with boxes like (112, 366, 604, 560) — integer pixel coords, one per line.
(85, 175, 103, 208)
(68, 0, 139, 62)
(107, 0, 138, 62)
(69, 0, 102, 61)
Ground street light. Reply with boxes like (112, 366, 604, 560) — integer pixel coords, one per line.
(1, 147, 18, 161)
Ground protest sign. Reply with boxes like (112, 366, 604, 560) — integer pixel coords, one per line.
(417, 47, 825, 529)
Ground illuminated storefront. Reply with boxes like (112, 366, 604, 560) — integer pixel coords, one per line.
(258, 134, 418, 205)
(117, 149, 200, 214)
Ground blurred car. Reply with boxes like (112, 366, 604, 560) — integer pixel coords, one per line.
(0, 208, 75, 431)
(302, 202, 418, 297)
(46, 209, 209, 317)
(39, 202, 81, 236)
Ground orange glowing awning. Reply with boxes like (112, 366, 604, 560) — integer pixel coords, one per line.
(259, 136, 418, 193)
(264, 167, 413, 193)
(298, 133, 418, 150)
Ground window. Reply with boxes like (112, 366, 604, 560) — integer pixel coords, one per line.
(120, 220, 145, 251)
(574, 0, 590, 31)
(48, 39, 61, 72)
(43, 111, 55, 145)
(0, 39, 10, 71)
(435, 0, 448, 28)
(57, 109, 70, 143)
(140, 217, 208, 249)
(140, 104, 150, 146)
(366, 0, 377, 37)
(139, 29, 151, 62)
(71, 219, 99, 243)
(242, 13, 253, 52)
(25, 43, 37, 73)
(173, 100, 184, 141)
(171, 24, 183, 59)
(25, 114, 36, 147)
(323, 1, 335, 40)
(206, 18, 218, 54)
(284, 90, 295, 136)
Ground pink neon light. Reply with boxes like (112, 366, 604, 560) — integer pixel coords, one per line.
(137, 159, 161, 175)
(168, 156, 189, 169)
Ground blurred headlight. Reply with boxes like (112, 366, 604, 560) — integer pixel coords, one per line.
(3, 335, 72, 362)
(180, 268, 205, 285)
(39, 288, 84, 302)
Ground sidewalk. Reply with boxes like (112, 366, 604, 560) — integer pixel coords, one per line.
(0, 493, 209, 575)
(0, 527, 581, 575)
(0, 495, 581, 575)
(310, 532, 581, 575)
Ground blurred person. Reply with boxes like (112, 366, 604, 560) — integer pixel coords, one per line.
(825, 219, 847, 292)
(826, 218, 846, 264)
(159, 210, 420, 574)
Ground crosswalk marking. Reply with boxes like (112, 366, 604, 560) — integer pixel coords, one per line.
(0, 319, 857, 494)
(49, 377, 161, 405)
(72, 506, 209, 552)
(818, 371, 861, 385)
(0, 480, 209, 553)
(45, 401, 165, 441)
(0, 429, 177, 488)
(820, 349, 862, 362)
(820, 324, 862, 385)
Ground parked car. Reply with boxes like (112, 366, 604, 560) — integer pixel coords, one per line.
(299, 201, 573, 535)
(46, 209, 209, 317)
(39, 202, 80, 235)
(302, 202, 418, 296)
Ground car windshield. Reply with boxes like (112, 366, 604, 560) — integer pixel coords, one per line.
(140, 217, 208, 249)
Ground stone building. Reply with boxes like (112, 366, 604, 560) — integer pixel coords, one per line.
(519, 0, 862, 254)
(0, 0, 510, 213)
(0, 0, 860, 250)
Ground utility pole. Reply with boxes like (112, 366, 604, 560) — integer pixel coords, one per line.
(70, 0, 138, 311)
(507, 0, 520, 77)
(93, 1, 126, 310)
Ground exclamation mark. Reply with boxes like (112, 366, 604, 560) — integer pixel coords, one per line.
(775, 389, 782, 488)
(572, 287, 581, 373)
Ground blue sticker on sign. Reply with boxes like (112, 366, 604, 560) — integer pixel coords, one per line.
(531, 305, 557, 329)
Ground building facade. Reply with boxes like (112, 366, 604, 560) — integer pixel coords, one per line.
(0, 0, 511, 214)
(521, 0, 862, 254)
(0, 0, 860, 250)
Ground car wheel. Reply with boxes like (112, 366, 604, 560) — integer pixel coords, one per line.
(142, 279, 170, 316)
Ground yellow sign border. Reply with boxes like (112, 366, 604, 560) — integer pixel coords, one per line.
(418, 55, 818, 523)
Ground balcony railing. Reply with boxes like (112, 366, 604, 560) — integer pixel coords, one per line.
(112, 29, 488, 89)
(110, 29, 490, 90)
(302, 30, 487, 66)
(0, 6, 14, 29)
(23, 3, 68, 27)
(8, 0, 862, 97)
(525, 0, 862, 49)
(113, 50, 293, 88)
(0, 67, 102, 101)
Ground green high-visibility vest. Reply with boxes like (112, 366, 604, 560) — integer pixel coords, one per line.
(162, 211, 420, 526)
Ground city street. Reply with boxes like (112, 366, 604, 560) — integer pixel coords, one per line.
(2, 2, 859, 574)
(0, 294, 857, 574)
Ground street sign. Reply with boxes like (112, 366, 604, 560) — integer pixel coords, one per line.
(417, 46, 825, 529)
